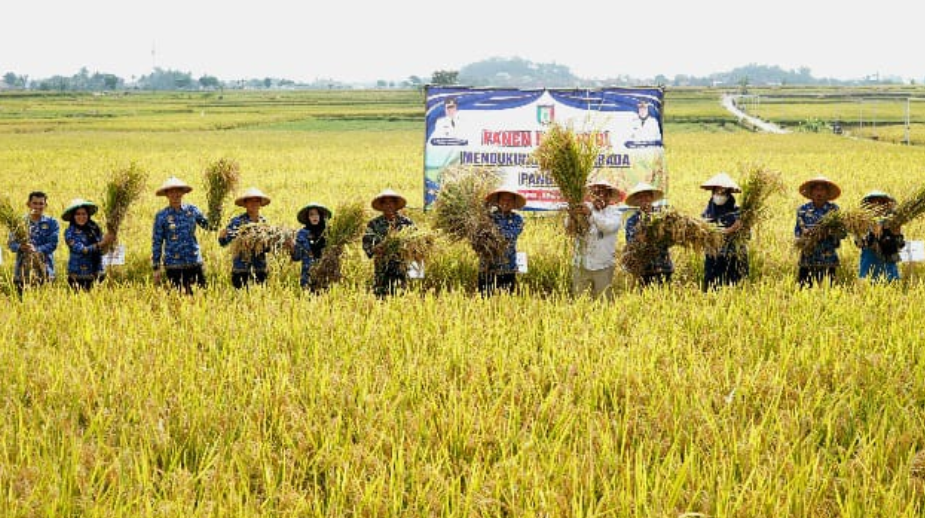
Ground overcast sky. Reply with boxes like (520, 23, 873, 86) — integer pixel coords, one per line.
(3, 0, 919, 83)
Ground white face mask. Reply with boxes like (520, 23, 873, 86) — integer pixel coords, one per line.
(712, 194, 729, 205)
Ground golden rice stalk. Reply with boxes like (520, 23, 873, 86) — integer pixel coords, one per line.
(322, 201, 367, 249)
(380, 226, 436, 266)
(309, 201, 368, 290)
(0, 197, 30, 246)
(203, 158, 241, 230)
(886, 183, 925, 231)
(912, 450, 925, 480)
(796, 206, 875, 254)
(534, 122, 603, 238)
(0, 197, 46, 284)
(432, 168, 508, 265)
(736, 163, 785, 236)
(102, 162, 147, 248)
(229, 223, 296, 262)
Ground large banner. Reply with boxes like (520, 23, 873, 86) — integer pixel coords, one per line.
(424, 86, 666, 210)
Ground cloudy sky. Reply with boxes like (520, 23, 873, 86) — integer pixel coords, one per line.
(3, 0, 919, 83)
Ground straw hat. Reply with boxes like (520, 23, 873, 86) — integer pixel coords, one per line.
(700, 172, 741, 193)
(371, 189, 407, 211)
(234, 187, 271, 207)
(624, 182, 664, 207)
(587, 179, 624, 201)
(297, 202, 332, 225)
(61, 198, 98, 222)
(861, 190, 895, 205)
(485, 188, 527, 209)
(155, 176, 193, 196)
(799, 176, 841, 201)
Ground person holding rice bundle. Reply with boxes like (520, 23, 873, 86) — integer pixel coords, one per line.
(855, 190, 904, 283)
(363, 189, 416, 297)
(291, 202, 330, 291)
(700, 172, 747, 290)
(218, 187, 272, 289)
(794, 175, 844, 288)
(152, 176, 211, 294)
(8, 191, 59, 293)
(568, 180, 623, 299)
(623, 182, 673, 287)
(62, 198, 114, 291)
(480, 187, 526, 296)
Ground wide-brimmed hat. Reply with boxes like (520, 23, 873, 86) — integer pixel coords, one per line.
(700, 172, 741, 193)
(624, 182, 664, 207)
(861, 190, 895, 205)
(586, 179, 624, 200)
(155, 176, 193, 196)
(799, 176, 841, 201)
(297, 202, 332, 225)
(371, 189, 407, 211)
(485, 188, 527, 209)
(61, 198, 98, 222)
(234, 187, 271, 207)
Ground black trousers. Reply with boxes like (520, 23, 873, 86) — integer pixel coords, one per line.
(231, 270, 267, 289)
(478, 272, 516, 296)
(798, 266, 836, 288)
(166, 266, 206, 295)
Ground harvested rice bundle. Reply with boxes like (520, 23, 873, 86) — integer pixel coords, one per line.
(432, 168, 508, 266)
(229, 222, 296, 263)
(0, 197, 46, 283)
(379, 225, 436, 268)
(621, 208, 725, 277)
(885, 183, 925, 230)
(309, 201, 367, 289)
(534, 122, 603, 237)
(736, 164, 785, 238)
(102, 162, 147, 250)
(796, 206, 875, 254)
(203, 158, 241, 230)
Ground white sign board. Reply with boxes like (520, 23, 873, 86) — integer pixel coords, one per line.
(408, 261, 425, 279)
(900, 240, 925, 263)
(516, 252, 528, 274)
(101, 245, 126, 267)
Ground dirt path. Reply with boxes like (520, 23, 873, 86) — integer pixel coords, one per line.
(721, 94, 789, 134)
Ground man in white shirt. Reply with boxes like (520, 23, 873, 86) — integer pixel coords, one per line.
(568, 180, 624, 299)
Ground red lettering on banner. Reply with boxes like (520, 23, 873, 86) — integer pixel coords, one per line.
(481, 130, 533, 147)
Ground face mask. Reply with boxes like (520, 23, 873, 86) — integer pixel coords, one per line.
(712, 194, 729, 205)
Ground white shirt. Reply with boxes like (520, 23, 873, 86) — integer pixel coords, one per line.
(571, 202, 623, 270)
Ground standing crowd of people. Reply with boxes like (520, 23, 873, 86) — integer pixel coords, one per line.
(5, 173, 910, 297)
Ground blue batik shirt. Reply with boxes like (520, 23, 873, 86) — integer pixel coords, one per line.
(8, 214, 59, 280)
(65, 222, 105, 279)
(218, 213, 268, 273)
(291, 226, 325, 287)
(702, 197, 747, 257)
(625, 210, 674, 275)
(795, 201, 842, 267)
(152, 204, 210, 269)
(481, 210, 524, 274)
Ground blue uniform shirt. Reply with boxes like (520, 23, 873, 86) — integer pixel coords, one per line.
(291, 227, 325, 287)
(8, 214, 59, 281)
(625, 210, 674, 275)
(218, 213, 268, 274)
(65, 223, 105, 279)
(152, 204, 210, 269)
(481, 211, 524, 274)
(795, 201, 842, 267)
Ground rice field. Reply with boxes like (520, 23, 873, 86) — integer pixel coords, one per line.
(2, 89, 925, 517)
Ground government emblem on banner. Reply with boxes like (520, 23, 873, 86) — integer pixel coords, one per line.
(537, 105, 555, 125)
